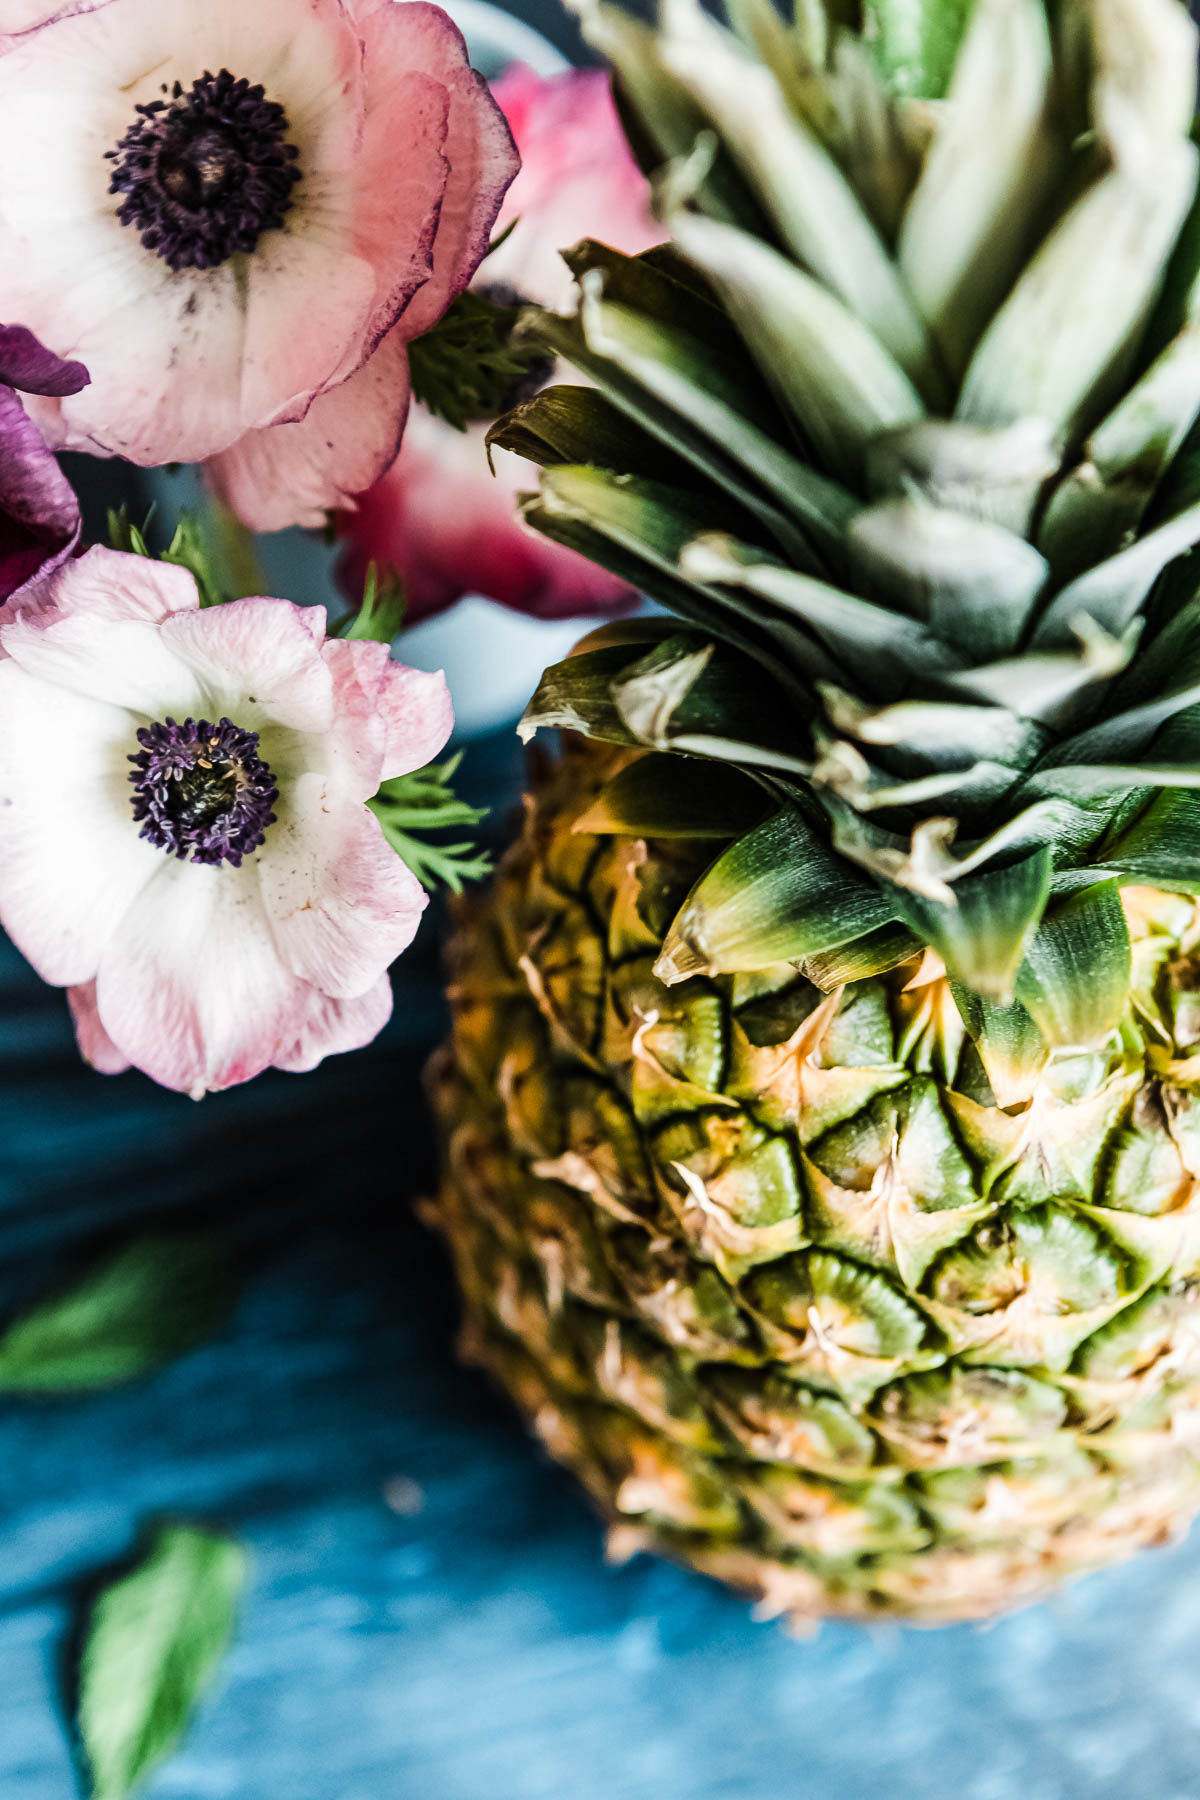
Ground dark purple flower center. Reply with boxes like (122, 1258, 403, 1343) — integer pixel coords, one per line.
(106, 70, 301, 273)
(129, 717, 278, 868)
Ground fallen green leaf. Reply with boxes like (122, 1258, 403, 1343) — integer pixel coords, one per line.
(79, 1525, 246, 1800)
(0, 1235, 237, 1394)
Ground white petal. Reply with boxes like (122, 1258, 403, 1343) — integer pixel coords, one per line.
(68, 980, 132, 1075)
(0, 660, 159, 984)
(0, 610, 204, 717)
(258, 772, 427, 998)
(94, 856, 312, 1097)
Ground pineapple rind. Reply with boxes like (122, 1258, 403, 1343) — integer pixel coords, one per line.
(429, 743, 1200, 1624)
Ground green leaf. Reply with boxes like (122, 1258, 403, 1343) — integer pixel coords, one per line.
(654, 0, 943, 399)
(334, 562, 407, 644)
(680, 531, 957, 691)
(573, 752, 769, 839)
(574, 281, 859, 560)
(488, 384, 697, 487)
(893, 846, 1053, 1002)
(957, 140, 1200, 443)
(161, 516, 224, 610)
(370, 753, 490, 895)
(665, 209, 926, 486)
(1013, 880, 1131, 1049)
(897, 0, 1056, 377)
(860, 0, 976, 98)
(407, 290, 547, 432)
(1033, 496, 1200, 646)
(520, 642, 658, 748)
(78, 1525, 246, 1800)
(0, 1236, 236, 1395)
(845, 497, 1049, 659)
(655, 806, 897, 983)
(1102, 788, 1200, 888)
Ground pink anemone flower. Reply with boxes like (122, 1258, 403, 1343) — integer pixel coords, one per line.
(0, 547, 452, 1095)
(335, 62, 663, 624)
(0, 323, 88, 601)
(0, 0, 519, 530)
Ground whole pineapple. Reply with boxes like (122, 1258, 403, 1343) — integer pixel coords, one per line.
(428, 0, 1200, 1623)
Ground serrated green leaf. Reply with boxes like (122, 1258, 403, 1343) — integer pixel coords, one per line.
(79, 1525, 246, 1800)
(845, 497, 1049, 659)
(948, 983, 1048, 1105)
(957, 143, 1200, 443)
(894, 846, 1053, 1002)
(1013, 880, 1131, 1048)
(0, 1236, 236, 1394)
(656, 806, 897, 983)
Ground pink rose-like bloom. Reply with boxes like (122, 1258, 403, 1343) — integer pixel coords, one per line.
(0, 323, 88, 602)
(0, 0, 518, 531)
(0, 547, 452, 1095)
(336, 64, 663, 624)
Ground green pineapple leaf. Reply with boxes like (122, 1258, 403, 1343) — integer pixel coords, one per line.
(860, 0, 976, 99)
(0, 1235, 237, 1394)
(656, 805, 898, 982)
(1013, 879, 1131, 1049)
(78, 1525, 246, 1800)
(894, 846, 1053, 1002)
(574, 751, 770, 839)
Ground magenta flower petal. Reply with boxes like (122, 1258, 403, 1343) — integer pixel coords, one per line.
(0, 387, 80, 601)
(0, 322, 87, 395)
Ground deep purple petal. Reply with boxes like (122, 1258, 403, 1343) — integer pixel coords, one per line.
(0, 323, 89, 397)
(0, 387, 81, 601)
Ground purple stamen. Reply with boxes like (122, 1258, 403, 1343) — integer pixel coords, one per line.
(129, 717, 278, 867)
(107, 69, 301, 272)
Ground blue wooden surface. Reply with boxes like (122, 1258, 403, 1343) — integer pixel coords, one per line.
(2, 727, 1200, 1800)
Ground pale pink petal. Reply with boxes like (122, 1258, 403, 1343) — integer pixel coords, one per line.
(357, 0, 519, 343)
(337, 414, 634, 624)
(320, 64, 448, 378)
(238, 229, 377, 431)
(314, 635, 390, 798)
(68, 980, 132, 1075)
(272, 969, 393, 1072)
(378, 659, 453, 779)
(0, 659, 160, 984)
(258, 773, 427, 997)
(207, 330, 412, 532)
(158, 596, 333, 734)
(94, 857, 313, 1098)
(13, 543, 200, 626)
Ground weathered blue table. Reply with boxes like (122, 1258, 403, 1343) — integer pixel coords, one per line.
(3, 723, 1200, 1800)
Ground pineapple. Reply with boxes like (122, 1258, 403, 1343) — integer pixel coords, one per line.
(427, 0, 1200, 1622)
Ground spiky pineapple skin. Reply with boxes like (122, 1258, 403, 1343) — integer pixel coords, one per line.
(428, 739, 1200, 1625)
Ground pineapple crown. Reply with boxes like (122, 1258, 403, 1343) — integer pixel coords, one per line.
(494, 0, 1200, 1088)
